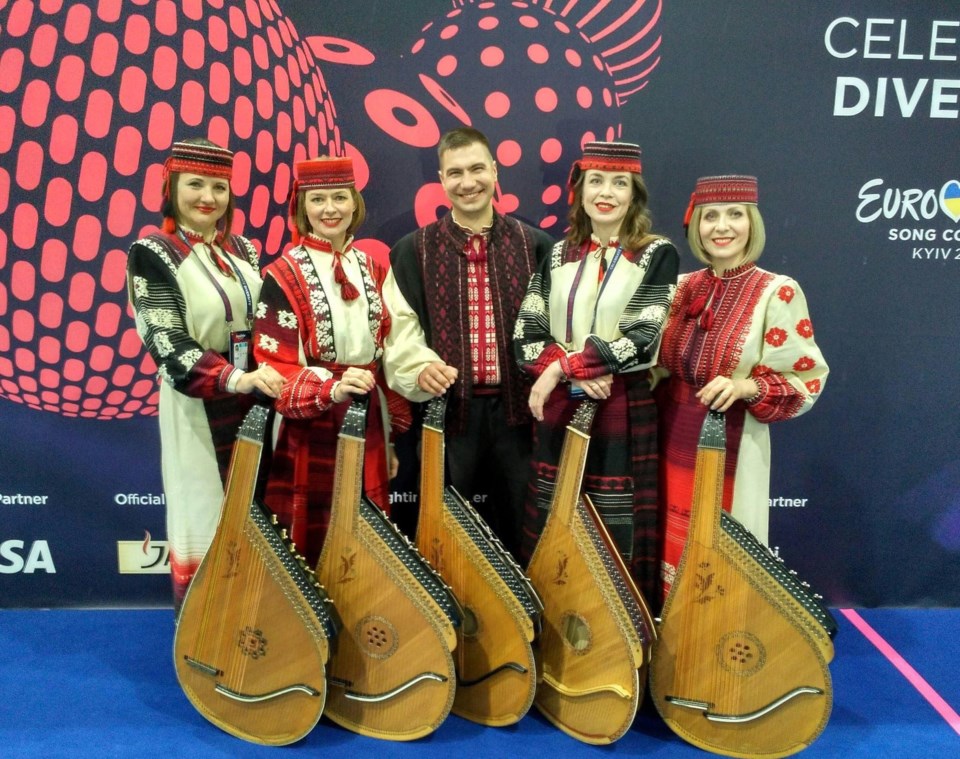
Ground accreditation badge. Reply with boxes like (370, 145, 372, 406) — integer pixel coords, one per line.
(230, 330, 252, 371)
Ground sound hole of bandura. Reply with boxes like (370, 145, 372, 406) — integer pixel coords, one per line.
(560, 612, 591, 653)
(461, 606, 479, 638)
(357, 615, 399, 660)
(717, 631, 765, 675)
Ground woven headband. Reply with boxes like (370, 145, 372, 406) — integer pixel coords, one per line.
(294, 157, 355, 191)
(164, 141, 234, 180)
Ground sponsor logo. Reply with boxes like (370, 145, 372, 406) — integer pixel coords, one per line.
(855, 177, 960, 259)
(0, 539, 56, 573)
(117, 531, 171, 574)
(825, 16, 960, 119)
(0, 493, 50, 505)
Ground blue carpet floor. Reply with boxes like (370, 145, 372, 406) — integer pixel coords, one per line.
(0, 608, 957, 758)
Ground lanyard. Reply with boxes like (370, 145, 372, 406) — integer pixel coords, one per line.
(179, 231, 254, 327)
(564, 242, 623, 343)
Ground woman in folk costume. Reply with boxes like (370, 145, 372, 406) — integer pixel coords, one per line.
(513, 141, 679, 602)
(126, 138, 284, 612)
(654, 175, 828, 597)
(253, 156, 411, 566)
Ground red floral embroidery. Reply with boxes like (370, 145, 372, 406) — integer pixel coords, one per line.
(752, 364, 773, 377)
(778, 285, 795, 303)
(765, 327, 788, 347)
(794, 356, 815, 372)
(796, 318, 813, 338)
(806, 378, 821, 394)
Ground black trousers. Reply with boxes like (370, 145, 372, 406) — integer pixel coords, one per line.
(445, 394, 532, 561)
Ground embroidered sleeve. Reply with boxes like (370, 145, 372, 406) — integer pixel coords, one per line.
(126, 240, 235, 397)
(562, 240, 679, 379)
(381, 268, 442, 402)
(254, 270, 337, 418)
(747, 278, 828, 423)
(513, 242, 569, 378)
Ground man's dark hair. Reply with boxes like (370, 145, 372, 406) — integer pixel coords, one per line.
(437, 127, 492, 161)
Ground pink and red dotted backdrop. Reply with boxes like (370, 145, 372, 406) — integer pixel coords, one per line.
(0, 0, 662, 421)
(0, 0, 344, 419)
(358, 0, 661, 231)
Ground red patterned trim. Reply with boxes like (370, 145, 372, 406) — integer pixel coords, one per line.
(691, 175, 758, 205)
(659, 266, 775, 388)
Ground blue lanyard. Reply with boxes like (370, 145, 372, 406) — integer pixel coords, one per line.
(179, 231, 254, 328)
(564, 242, 623, 343)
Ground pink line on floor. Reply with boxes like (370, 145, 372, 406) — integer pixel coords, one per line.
(839, 608, 960, 737)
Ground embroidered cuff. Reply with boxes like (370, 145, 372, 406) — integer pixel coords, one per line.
(561, 351, 593, 379)
(321, 380, 338, 407)
(537, 343, 567, 377)
(217, 365, 241, 393)
(745, 376, 766, 405)
(225, 368, 243, 394)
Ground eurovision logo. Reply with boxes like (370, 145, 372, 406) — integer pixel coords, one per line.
(856, 177, 960, 261)
(856, 178, 960, 259)
(857, 178, 960, 225)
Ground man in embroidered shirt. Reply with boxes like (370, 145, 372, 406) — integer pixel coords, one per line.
(383, 127, 553, 560)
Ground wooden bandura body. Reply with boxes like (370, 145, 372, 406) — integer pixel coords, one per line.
(416, 395, 543, 726)
(317, 396, 462, 741)
(526, 400, 657, 744)
(650, 410, 837, 759)
(173, 405, 340, 745)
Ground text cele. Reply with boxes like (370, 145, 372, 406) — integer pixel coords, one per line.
(825, 17, 959, 60)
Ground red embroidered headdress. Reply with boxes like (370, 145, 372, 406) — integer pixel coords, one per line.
(288, 156, 355, 244)
(165, 141, 234, 179)
(684, 175, 759, 229)
(567, 141, 642, 204)
(161, 141, 234, 234)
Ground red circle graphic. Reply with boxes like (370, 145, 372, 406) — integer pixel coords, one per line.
(365, 89, 440, 148)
